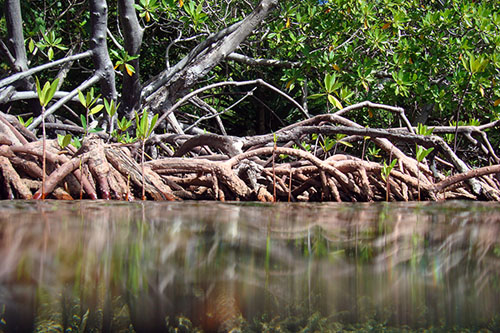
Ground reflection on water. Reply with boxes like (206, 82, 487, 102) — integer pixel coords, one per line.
(0, 201, 499, 332)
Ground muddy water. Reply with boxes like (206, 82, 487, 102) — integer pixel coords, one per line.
(0, 201, 499, 332)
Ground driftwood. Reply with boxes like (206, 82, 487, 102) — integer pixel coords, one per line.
(0, 103, 499, 202)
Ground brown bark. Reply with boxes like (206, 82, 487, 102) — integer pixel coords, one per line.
(0, 156, 32, 199)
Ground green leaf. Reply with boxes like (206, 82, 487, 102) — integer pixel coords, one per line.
(86, 88, 93, 107)
(140, 111, 148, 135)
(135, 111, 143, 138)
(28, 39, 35, 53)
(381, 158, 398, 182)
(148, 114, 158, 137)
(80, 114, 87, 129)
(24, 116, 33, 127)
(324, 73, 335, 93)
(57, 134, 72, 148)
(337, 140, 353, 148)
(416, 145, 434, 162)
(90, 104, 104, 115)
(78, 90, 86, 107)
(41, 81, 51, 103)
(104, 98, 110, 112)
(461, 54, 470, 72)
(416, 123, 434, 136)
(327, 94, 343, 109)
(389, 158, 398, 169)
(46, 78, 59, 104)
(72, 136, 82, 149)
(48, 47, 54, 60)
(35, 77, 44, 106)
(308, 93, 325, 99)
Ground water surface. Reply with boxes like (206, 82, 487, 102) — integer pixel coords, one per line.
(0, 201, 499, 332)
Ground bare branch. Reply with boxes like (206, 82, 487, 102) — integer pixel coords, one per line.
(334, 101, 414, 134)
(226, 52, 300, 68)
(151, 79, 308, 133)
(0, 51, 93, 89)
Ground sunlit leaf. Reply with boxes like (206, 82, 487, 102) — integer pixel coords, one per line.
(28, 39, 35, 53)
(90, 104, 104, 115)
(362, 81, 369, 92)
(338, 140, 353, 148)
(147, 114, 159, 137)
(416, 145, 434, 162)
(286, 17, 291, 28)
(78, 90, 86, 107)
(46, 78, 59, 104)
(327, 94, 343, 109)
(125, 63, 135, 76)
(25, 117, 33, 127)
(308, 93, 325, 99)
(86, 89, 93, 107)
(58, 134, 72, 148)
(48, 47, 54, 60)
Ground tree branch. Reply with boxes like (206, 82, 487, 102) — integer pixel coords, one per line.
(143, 0, 278, 109)
(226, 52, 300, 68)
(334, 101, 414, 133)
(0, 51, 93, 89)
(150, 79, 307, 133)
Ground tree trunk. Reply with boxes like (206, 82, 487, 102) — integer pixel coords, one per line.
(118, 0, 144, 114)
(4, 0, 42, 116)
(89, 0, 117, 101)
(4, 0, 28, 73)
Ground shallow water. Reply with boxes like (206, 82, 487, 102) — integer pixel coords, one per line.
(0, 200, 499, 332)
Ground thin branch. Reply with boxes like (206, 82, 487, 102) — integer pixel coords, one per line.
(151, 79, 308, 133)
(334, 101, 414, 134)
(226, 52, 300, 68)
(165, 32, 206, 70)
(9, 91, 81, 102)
(188, 95, 229, 135)
(107, 28, 124, 50)
(0, 51, 93, 89)
(0, 39, 16, 68)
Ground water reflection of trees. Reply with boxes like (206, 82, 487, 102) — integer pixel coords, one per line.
(0, 201, 499, 331)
